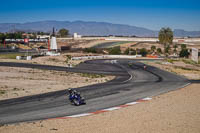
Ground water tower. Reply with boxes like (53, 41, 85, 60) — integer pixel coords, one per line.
(50, 27, 58, 50)
(46, 27, 60, 56)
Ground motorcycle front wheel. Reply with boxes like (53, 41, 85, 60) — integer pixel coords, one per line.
(73, 99, 80, 106)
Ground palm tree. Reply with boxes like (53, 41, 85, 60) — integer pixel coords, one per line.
(159, 27, 174, 45)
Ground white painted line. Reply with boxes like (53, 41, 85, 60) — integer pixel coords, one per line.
(126, 102, 139, 105)
(48, 97, 153, 120)
(68, 113, 91, 118)
(142, 97, 152, 101)
(120, 64, 133, 83)
(180, 83, 191, 89)
(122, 72, 133, 83)
(103, 107, 121, 111)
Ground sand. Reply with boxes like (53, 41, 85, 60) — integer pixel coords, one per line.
(0, 65, 114, 101)
(0, 83, 199, 133)
(146, 60, 200, 80)
(0, 54, 116, 100)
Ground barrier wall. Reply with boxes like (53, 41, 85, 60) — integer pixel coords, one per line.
(72, 55, 142, 60)
(57, 37, 200, 43)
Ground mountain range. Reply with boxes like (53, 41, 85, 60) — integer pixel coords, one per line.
(0, 20, 199, 37)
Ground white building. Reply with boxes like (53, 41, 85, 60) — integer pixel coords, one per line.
(74, 33, 82, 39)
(37, 35, 51, 39)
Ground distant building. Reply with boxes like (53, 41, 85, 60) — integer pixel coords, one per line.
(74, 33, 82, 39)
(37, 35, 50, 39)
(22, 33, 35, 38)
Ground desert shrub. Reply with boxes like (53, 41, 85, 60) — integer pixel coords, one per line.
(83, 48, 97, 53)
(108, 46, 121, 55)
(167, 59, 174, 64)
(182, 59, 197, 65)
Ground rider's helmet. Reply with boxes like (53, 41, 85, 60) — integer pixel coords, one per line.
(68, 88, 73, 94)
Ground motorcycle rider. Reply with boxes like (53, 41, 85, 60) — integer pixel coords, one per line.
(68, 88, 79, 96)
(68, 88, 85, 105)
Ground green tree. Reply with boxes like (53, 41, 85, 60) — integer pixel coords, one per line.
(0, 33, 5, 43)
(179, 44, 189, 58)
(179, 49, 190, 58)
(181, 44, 186, 50)
(151, 45, 156, 53)
(58, 28, 69, 37)
(139, 48, 148, 57)
(173, 44, 178, 53)
(157, 48, 162, 54)
(159, 27, 174, 45)
(15, 32, 23, 39)
(130, 49, 136, 55)
(124, 48, 130, 55)
(5, 32, 23, 39)
(164, 45, 170, 54)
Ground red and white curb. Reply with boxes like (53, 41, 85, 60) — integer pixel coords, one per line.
(48, 97, 152, 120)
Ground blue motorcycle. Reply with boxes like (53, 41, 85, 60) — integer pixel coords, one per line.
(68, 89, 86, 106)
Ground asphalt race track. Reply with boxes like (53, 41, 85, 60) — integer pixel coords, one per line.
(0, 59, 190, 124)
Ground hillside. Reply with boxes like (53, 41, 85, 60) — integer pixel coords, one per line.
(0, 20, 199, 37)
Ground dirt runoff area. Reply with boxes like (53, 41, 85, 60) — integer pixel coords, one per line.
(144, 59, 200, 80)
(0, 64, 114, 101)
(0, 53, 95, 67)
(0, 53, 116, 100)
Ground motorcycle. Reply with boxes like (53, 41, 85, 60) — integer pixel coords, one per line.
(68, 89, 86, 106)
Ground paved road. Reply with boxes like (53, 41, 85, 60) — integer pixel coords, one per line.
(0, 59, 189, 124)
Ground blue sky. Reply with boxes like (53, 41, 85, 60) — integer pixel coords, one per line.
(0, 0, 200, 31)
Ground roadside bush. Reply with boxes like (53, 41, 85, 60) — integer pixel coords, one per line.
(65, 55, 72, 63)
(182, 59, 197, 65)
(66, 55, 72, 60)
(167, 59, 174, 64)
(83, 48, 97, 53)
(108, 46, 121, 55)
(130, 49, 136, 55)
